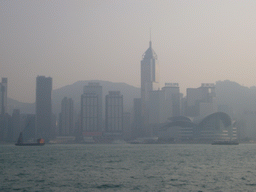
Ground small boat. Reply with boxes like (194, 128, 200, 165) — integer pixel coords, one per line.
(211, 140, 239, 145)
(15, 132, 45, 146)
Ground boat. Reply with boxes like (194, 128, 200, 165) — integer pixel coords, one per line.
(211, 140, 239, 145)
(15, 132, 45, 146)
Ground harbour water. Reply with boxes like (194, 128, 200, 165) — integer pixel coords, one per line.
(1, 144, 256, 191)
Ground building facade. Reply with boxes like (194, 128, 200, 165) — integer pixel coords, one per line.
(81, 93, 99, 133)
(59, 97, 74, 136)
(148, 90, 165, 124)
(0, 78, 7, 115)
(123, 112, 132, 139)
(36, 76, 52, 141)
(140, 41, 160, 136)
(132, 98, 144, 138)
(11, 109, 21, 142)
(186, 83, 217, 118)
(81, 82, 103, 136)
(162, 83, 181, 118)
(141, 41, 159, 118)
(105, 91, 123, 136)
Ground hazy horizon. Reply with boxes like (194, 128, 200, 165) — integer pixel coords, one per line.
(1, 1, 256, 103)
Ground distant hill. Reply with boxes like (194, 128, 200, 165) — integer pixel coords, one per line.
(7, 98, 35, 114)
(215, 80, 256, 114)
(7, 80, 256, 117)
(8, 80, 140, 115)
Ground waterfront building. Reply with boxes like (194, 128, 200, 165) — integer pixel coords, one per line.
(123, 112, 132, 139)
(59, 97, 74, 136)
(197, 113, 236, 142)
(162, 83, 181, 118)
(241, 110, 256, 140)
(51, 113, 57, 139)
(105, 91, 123, 136)
(132, 98, 144, 138)
(0, 78, 9, 142)
(186, 83, 217, 118)
(81, 82, 103, 137)
(81, 93, 99, 133)
(11, 109, 21, 142)
(0, 113, 11, 142)
(141, 41, 159, 122)
(0, 78, 7, 115)
(36, 76, 52, 141)
(147, 83, 181, 127)
(218, 105, 233, 119)
(140, 41, 160, 137)
(161, 112, 236, 142)
(148, 90, 165, 124)
(83, 82, 103, 126)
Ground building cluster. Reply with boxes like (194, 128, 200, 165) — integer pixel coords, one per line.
(132, 41, 237, 143)
(0, 41, 254, 143)
(79, 83, 126, 143)
(0, 77, 128, 143)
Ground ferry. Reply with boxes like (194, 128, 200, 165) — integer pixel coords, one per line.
(211, 140, 239, 145)
(15, 132, 45, 146)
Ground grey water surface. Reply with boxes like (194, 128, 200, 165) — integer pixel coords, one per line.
(1, 144, 256, 192)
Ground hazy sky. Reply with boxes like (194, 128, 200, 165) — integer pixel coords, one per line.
(1, 0, 256, 103)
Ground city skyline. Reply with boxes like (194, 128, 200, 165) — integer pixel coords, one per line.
(2, 1, 256, 103)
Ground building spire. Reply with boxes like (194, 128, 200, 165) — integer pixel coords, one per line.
(149, 28, 152, 48)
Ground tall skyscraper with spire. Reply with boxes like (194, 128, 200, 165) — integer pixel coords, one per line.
(140, 40, 160, 135)
(141, 40, 159, 104)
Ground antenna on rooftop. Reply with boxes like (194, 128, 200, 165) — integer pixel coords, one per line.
(149, 28, 152, 47)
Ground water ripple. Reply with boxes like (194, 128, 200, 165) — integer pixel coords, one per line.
(1, 144, 256, 191)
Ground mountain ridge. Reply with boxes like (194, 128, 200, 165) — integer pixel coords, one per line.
(7, 80, 256, 118)
(8, 80, 141, 115)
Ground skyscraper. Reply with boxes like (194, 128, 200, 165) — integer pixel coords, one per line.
(0, 78, 8, 142)
(186, 83, 217, 118)
(11, 109, 21, 142)
(36, 76, 52, 141)
(132, 98, 144, 138)
(148, 90, 165, 124)
(81, 82, 103, 136)
(105, 91, 123, 136)
(162, 83, 181, 118)
(141, 41, 159, 105)
(123, 112, 131, 139)
(140, 41, 160, 136)
(59, 97, 74, 136)
(0, 78, 7, 115)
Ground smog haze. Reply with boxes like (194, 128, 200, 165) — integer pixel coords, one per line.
(1, 0, 256, 103)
